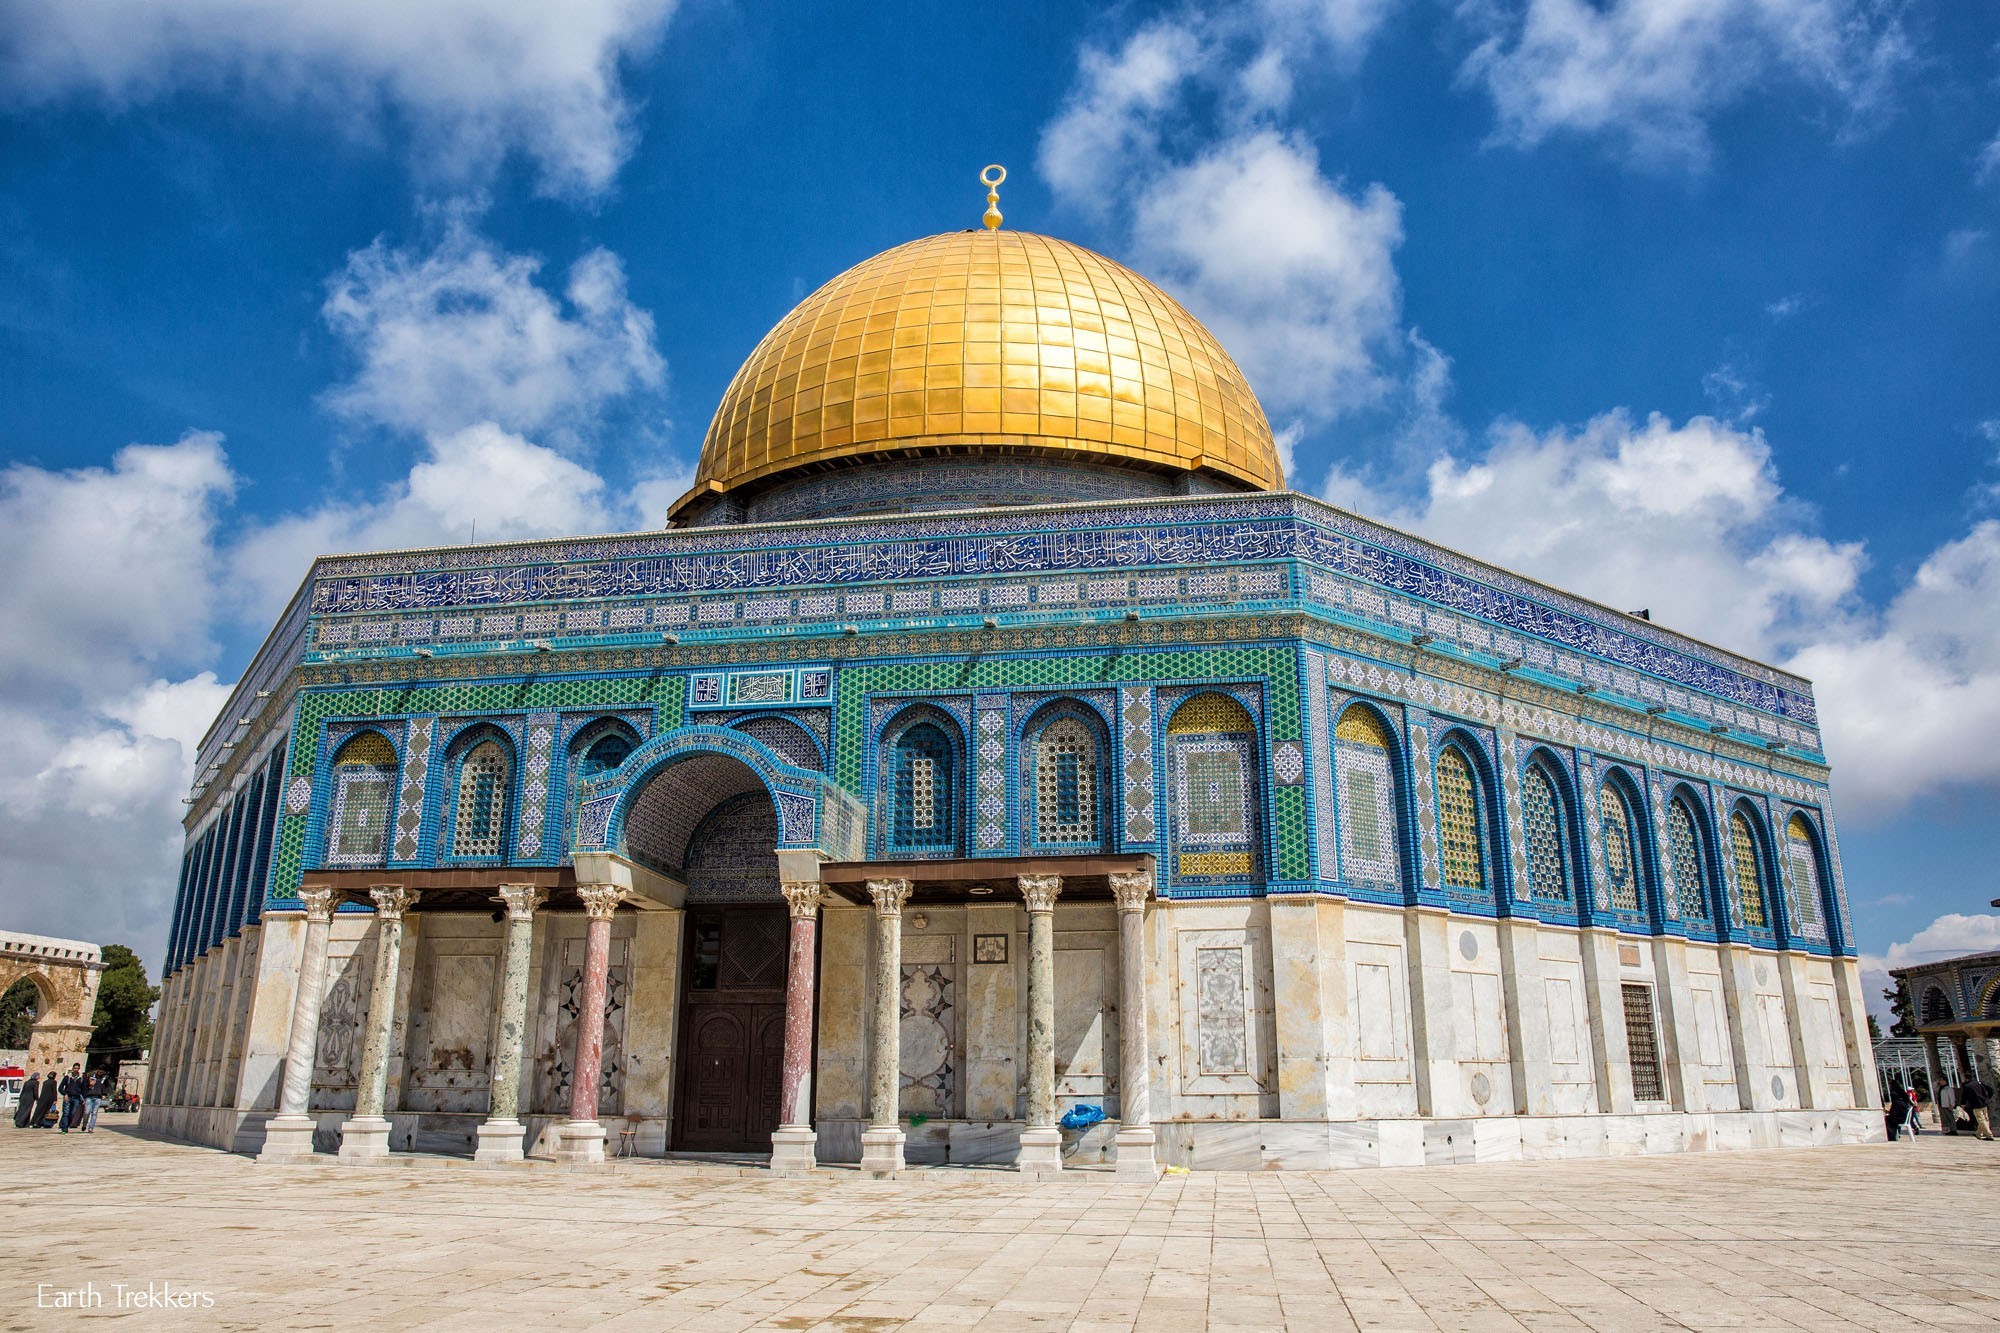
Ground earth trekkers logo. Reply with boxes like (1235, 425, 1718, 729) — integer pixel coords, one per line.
(37, 1282, 215, 1311)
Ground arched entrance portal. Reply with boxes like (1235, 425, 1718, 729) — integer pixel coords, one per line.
(623, 757, 794, 1153)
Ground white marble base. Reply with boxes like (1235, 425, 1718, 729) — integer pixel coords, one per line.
(473, 1119, 529, 1165)
(336, 1115, 393, 1163)
(1114, 1125, 1158, 1180)
(1016, 1126, 1063, 1176)
(769, 1126, 819, 1176)
(256, 1113, 320, 1163)
(552, 1119, 607, 1165)
(859, 1126, 906, 1177)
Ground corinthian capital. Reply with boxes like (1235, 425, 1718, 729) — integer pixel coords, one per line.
(576, 883, 627, 920)
(494, 883, 549, 922)
(1108, 870, 1152, 913)
(1017, 874, 1062, 913)
(865, 878, 913, 915)
(367, 884, 420, 921)
(298, 885, 339, 924)
(781, 881, 824, 918)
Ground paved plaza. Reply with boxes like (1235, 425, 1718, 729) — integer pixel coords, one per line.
(5, 1127, 1997, 1331)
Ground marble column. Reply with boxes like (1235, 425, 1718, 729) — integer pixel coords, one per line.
(474, 883, 547, 1164)
(1109, 870, 1157, 1180)
(338, 885, 419, 1162)
(771, 881, 824, 1176)
(554, 883, 624, 1165)
(1017, 873, 1064, 1175)
(1922, 1034, 1944, 1097)
(860, 877, 912, 1177)
(1983, 1035, 2000, 1088)
(257, 886, 339, 1162)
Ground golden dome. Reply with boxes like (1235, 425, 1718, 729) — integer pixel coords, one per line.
(672, 229, 1280, 522)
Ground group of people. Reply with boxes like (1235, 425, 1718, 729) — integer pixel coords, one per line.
(10, 1065, 110, 1133)
(1887, 1077, 1995, 1141)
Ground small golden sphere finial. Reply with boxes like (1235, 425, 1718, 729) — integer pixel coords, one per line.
(980, 164, 1006, 230)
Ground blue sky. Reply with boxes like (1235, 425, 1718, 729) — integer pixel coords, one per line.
(2, 0, 1996, 1014)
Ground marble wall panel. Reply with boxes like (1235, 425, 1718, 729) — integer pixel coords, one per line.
(623, 911, 683, 1121)
(962, 904, 1017, 1120)
(402, 919, 501, 1115)
(1174, 913, 1275, 1108)
(1054, 932, 1114, 1105)
(310, 917, 375, 1112)
(814, 906, 869, 1121)
(532, 923, 630, 1116)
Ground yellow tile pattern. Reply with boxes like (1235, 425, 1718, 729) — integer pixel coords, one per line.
(1167, 691, 1256, 735)
(687, 230, 1281, 506)
(334, 732, 397, 767)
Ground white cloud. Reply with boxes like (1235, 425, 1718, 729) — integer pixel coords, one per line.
(0, 437, 239, 966)
(1862, 912, 2000, 1019)
(1039, 22, 1408, 430)
(322, 226, 664, 442)
(1329, 408, 2000, 821)
(1459, 0, 1911, 168)
(0, 0, 677, 196)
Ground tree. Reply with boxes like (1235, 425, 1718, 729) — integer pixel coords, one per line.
(0, 978, 38, 1048)
(88, 945, 158, 1074)
(1867, 1013, 1884, 1044)
(1884, 984, 1916, 1038)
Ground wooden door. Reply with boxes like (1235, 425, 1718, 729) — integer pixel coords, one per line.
(674, 906, 789, 1152)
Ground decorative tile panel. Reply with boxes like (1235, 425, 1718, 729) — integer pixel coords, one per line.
(514, 713, 557, 856)
(1119, 686, 1156, 845)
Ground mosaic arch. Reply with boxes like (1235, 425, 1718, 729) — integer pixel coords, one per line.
(1783, 812, 1832, 945)
(1020, 698, 1110, 852)
(1167, 692, 1260, 885)
(1726, 802, 1774, 932)
(1434, 732, 1496, 906)
(325, 729, 399, 868)
(441, 724, 515, 861)
(1332, 701, 1405, 898)
(876, 704, 966, 859)
(1519, 749, 1578, 913)
(573, 725, 862, 863)
(1919, 985, 1955, 1026)
(1596, 767, 1655, 925)
(1665, 785, 1714, 927)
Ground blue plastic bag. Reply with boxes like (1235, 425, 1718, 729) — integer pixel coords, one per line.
(1059, 1103, 1106, 1132)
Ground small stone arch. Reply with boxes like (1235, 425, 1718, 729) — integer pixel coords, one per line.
(0, 934, 104, 1073)
(1920, 984, 1956, 1027)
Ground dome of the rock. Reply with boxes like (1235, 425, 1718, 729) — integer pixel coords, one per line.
(670, 228, 1281, 525)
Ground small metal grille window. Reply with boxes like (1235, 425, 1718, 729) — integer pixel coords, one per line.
(1784, 815, 1825, 937)
(1599, 783, 1642, 912)
(1522, 765, 1570, 903)
(452, 741, 510, 858)
(1666, 798, 1709, 923)
(892, 722, 954, 851)
(1729, 812, 1768, 928)
(1622, 983, 1665, 1102)
(1435, 748, 1484, 892)
(1033, 717, 1097, 844)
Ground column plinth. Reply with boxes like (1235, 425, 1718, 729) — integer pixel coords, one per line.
(553, 884, 624, 1165)
(258, 886, 338, 1162)
(1017, 874, 1064, 1176)
(860, 878, 912, 1178)
(339, 885, 419, 1163)
(1109, 870, 1158, 1180)
(771, 881, 824, 1176)
(475, 884, 547, 1165)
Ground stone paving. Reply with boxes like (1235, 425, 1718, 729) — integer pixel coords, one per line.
(5, 1123, 1999, 1331)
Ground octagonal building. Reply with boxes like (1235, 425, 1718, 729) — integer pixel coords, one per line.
(144, 215, 1881, 1172)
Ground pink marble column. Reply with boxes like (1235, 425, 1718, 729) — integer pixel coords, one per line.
(555, 883, 624, 1164)
(771, 880, 823, 1175)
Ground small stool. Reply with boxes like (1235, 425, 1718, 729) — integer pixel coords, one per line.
(617, 1127, 640, 1158)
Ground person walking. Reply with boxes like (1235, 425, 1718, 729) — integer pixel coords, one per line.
(32, 1069, 58, 1128)
(1962, 1076, 1995, 1141)
(81, 1068, 106, 1133)
(57, 1064, 86, 1133)
(1938, 1079, 1959, 1136)
(1908, 1087, 1927, 1137)
(12, 1073, 38, 1128)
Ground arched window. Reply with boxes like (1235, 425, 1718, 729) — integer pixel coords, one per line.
(578, 732, 632, 778)
(1030, 714, 1100, 846)
(1727, 810, 1769, 929)
(451, 739, 511, 858)
(890, 721, 956, 855)
(1599, 779, 1644, 913)
(1435, 746, 1485, 894)
(1334, 706, 1402, 893)
(1784, 814, 1827, 938)
(1521, 762, 1571, 904)
(1920, 986, 1954, 1027)
(1666, 796, 1711, 925)
(327, 732, 397, 866)
(1168, 693, 1257, 880)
